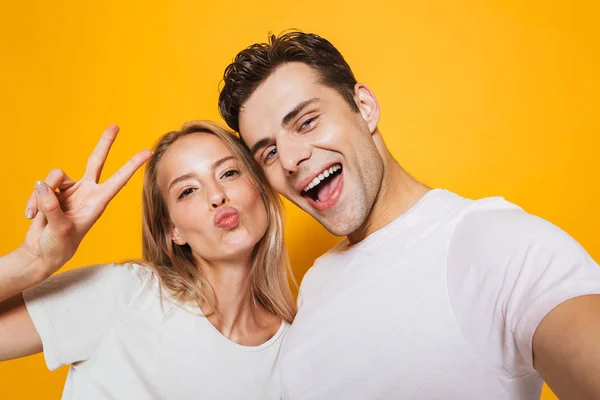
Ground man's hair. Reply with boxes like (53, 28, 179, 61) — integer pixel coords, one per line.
(219, 31, 360, 133)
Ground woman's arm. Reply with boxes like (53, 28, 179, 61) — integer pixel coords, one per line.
(0, 125, 151, 361)
(0, 187, 77, 361)
(0, 294, 41, 361)
(0, 247, 46, 303)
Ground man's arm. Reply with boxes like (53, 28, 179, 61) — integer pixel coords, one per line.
(533, 294, 600, 400)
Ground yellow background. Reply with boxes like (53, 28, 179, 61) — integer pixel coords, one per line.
(1, 1, 598, 398)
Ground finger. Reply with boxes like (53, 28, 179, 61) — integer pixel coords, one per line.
(101, 149, 153, 203)
(26, 207, 48, 244)
(34, 181, 72, 237)
(29, 207, 47, 234)
(25, 169, 76, 219)
(22, 209, 48, 257)
(83, 124, 120, 183)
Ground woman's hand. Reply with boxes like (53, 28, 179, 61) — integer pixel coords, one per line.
(20, 125, 152, 279)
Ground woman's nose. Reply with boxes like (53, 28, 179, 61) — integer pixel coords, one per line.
(211, 196, 227, 208)
(209, 186, 228, 208)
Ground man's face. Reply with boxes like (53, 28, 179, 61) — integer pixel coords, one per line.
(238, 62, 384, 236)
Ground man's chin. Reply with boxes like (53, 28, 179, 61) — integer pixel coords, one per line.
(316, 214, 362, 238)
(295, 197, 363, 237)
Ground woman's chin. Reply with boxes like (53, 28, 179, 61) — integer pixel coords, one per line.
(223, 229, 261, 249)
(214, 238, 259, 262)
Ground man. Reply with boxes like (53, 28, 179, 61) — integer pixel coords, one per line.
(218, 31, 600, 399)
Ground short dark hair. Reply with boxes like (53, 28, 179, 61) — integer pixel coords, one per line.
(219, 31, 360, 133)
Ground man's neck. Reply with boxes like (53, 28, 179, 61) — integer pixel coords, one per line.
(347, 141, 430, 245)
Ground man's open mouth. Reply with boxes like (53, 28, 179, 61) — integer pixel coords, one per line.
(301, 164, 343, 203)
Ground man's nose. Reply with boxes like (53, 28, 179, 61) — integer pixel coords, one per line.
(278, 136, 312, 175)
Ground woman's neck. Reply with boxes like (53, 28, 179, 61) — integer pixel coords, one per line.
(198, 256, 281, 345)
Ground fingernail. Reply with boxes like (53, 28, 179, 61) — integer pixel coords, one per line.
(26, 208, 34, 219)
(35, 181, 48, 195)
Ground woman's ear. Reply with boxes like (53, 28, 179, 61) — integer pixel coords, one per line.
(354, 83, 380, 133)
(169, 224, 187, 246)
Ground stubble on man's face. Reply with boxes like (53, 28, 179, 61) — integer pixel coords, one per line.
(238, 62, 384, 237)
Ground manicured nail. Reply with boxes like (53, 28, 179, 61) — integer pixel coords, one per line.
(26, 208, 34, 219)
(35, 181, 48, 195)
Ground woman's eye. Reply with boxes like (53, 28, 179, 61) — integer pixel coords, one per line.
(222, 169, 240, 179)
(178, 187, 196, 200)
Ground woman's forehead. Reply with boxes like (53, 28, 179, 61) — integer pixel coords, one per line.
(157, 134, 239, 183)
(167, 134, 235, 164)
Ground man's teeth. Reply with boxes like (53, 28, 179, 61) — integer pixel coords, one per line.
(303, 165, 341, 192)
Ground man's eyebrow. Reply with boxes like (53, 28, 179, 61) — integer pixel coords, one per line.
(168, 156, 235, 191)
(248, 98, 320, 158)
(249, 138, 272, 159)
(281, 98, 320, 127)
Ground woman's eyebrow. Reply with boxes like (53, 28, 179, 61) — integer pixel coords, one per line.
(168, 156, 235, 191)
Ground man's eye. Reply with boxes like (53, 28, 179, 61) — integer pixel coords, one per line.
(301, 117, 316, 130)
(264, 147, 278, 163)
(178, 187, 196, 199)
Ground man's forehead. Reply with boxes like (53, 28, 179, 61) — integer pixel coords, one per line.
(242, 64, 321, 118)
(239, 63, 324, 141)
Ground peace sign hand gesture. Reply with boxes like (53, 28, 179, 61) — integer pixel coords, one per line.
(21, 125, 152, 279)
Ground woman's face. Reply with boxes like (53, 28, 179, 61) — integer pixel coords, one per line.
(157, 133, 268, 264)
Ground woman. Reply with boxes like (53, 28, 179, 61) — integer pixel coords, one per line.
(0, 120, 296, 399)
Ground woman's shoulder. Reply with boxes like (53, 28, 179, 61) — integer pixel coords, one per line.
(118, 261, 157, 283)
(75, 262, 156, 285)
(23, 262, 162, 323)
(36, 262, 160, 301)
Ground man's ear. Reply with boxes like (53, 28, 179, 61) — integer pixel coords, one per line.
(169, 224, 187, 246)
(354, 83, 380, 133)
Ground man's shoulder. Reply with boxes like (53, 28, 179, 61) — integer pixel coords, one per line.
(447, 196, 593, 282)
(300, 242, 345, 282)
(452, 198, 574, 254)
(298, 193, 521, 290)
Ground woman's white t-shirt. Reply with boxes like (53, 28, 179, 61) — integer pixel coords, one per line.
(23, 263, 288, 400)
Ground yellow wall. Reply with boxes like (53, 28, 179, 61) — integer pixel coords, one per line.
(1, 1, 598, 398)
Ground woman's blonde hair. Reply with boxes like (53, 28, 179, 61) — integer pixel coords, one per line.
(137, 120, 296, 323)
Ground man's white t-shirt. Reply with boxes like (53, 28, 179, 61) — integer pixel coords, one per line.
(280, 189, 600, 399)
(23, 263, 288, 400)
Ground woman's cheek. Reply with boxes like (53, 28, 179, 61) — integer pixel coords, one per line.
(228, 183, 252, 206)
(173, 201, 204, 231)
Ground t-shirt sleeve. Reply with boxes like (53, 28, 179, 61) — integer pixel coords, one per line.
(22, 263, 147, 370)
(447, 207, 600, 378)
